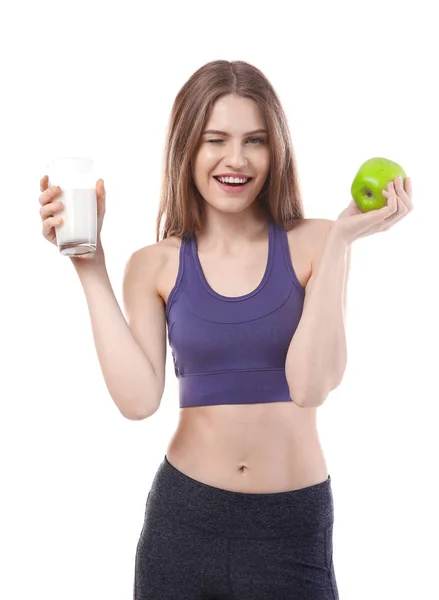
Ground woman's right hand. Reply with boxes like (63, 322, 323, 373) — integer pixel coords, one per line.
(39, 176, 107, 263)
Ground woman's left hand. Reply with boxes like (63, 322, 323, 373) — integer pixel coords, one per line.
(331, 176, 414, 246)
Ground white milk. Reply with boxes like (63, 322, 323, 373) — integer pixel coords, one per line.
(55, 188, 97, 256)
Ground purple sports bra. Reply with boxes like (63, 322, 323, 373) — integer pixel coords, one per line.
(165, 218, 305, 408)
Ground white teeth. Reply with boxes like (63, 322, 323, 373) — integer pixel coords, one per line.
(217, 176, 249, 184)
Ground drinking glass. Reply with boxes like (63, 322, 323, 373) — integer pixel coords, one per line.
(47, 157, 97, 256)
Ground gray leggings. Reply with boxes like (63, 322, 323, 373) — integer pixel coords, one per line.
(134, 456, 339, 599)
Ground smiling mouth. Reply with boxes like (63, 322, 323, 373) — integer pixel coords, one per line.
(213, 176, 253, 187)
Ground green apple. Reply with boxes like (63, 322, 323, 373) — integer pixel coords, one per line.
(351, 157, 407, 212)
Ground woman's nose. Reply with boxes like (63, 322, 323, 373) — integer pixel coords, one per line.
(225, 142, 248, 168)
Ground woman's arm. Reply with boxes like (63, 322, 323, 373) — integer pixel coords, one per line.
(71, 247, 166, 420)
(285, 220, 351, 408)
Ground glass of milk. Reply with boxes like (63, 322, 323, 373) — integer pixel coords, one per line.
(47, 157, 97, 257)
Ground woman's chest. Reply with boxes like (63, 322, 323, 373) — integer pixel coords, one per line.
(157, 219, 314, 305)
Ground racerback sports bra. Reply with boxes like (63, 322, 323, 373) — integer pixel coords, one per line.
(165, 217, 305, 408)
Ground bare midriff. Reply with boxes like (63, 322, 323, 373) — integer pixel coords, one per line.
(166, 402, 329, 493)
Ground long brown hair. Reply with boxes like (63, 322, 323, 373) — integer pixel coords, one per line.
(156, 60, 305, 242)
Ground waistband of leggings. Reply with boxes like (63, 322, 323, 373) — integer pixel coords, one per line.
(146, 455, 334, 538)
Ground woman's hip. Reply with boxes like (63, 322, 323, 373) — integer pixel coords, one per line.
(144, 455, 334, 540)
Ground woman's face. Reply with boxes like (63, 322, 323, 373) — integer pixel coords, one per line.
(192, 94, 270, 215)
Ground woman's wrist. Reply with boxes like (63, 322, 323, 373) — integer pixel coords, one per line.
(70, 242, 107, 275)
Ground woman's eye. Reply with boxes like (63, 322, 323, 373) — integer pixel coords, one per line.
(206, 137, 265, 144)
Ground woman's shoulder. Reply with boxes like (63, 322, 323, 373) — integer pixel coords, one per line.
(130, 235, 181, 278)
(284, 217, 334, 244)
(282, 218, 335, 288)
(282, 216, 333, 233)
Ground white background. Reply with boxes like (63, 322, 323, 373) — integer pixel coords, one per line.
(1, 0, 438, 598)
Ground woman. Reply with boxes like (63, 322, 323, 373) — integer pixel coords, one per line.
(39, 60, 413, 599)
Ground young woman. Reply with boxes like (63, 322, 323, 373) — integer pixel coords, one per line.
(39, 60, 413, 599)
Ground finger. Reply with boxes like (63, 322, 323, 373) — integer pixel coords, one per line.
(404, 177, 413, 207)
(394, 176, 411, 209)
(389, 182, 402, 215)
(97, 179, 106, 201)
(380, 190, 409, 230)
(382, 180, 396, 195)
(395, 177, 414, 212)
(377, 182, 398, 215)
(381, 182, 398, 205)
(39, 185, 61, 206)
(42, 215, 62, 237)
(40, 175, 49, 193)
(39, 199, 64, 221)
(381, 179, 413, 223)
